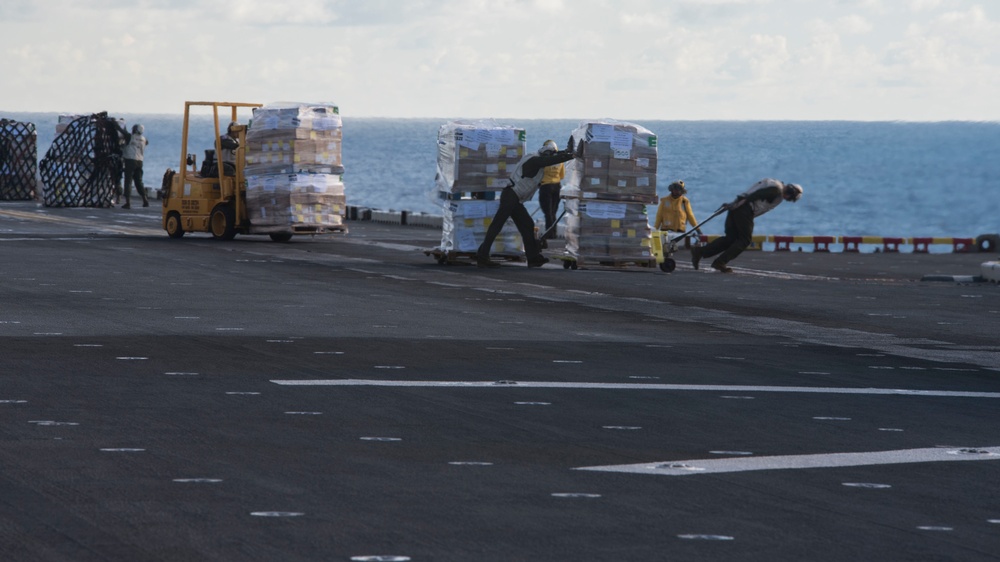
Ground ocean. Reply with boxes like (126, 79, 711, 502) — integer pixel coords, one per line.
(4, 111, 999, 239)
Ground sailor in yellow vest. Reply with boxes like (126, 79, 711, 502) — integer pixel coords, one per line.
(536, 142, 566, 249)
(654, 180, 699, 233)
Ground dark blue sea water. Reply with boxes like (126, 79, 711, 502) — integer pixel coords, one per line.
(5, 112, 999, 238)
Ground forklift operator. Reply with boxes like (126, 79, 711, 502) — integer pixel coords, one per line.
(219, 121, 241, 176)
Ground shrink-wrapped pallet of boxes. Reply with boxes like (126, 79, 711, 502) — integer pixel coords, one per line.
(246, 173, 346, 229)
(244, 102, 346, 233)
(563, 199, 651, 260)
(429, 120, 527, 263)
(246, 103, 344, 176)
(435, 120, 525, 195)
(439, 199, 523, 254)
(562, 120, 658, 265)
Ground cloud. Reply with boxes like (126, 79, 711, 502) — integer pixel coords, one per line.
(836, 14, 873, 33)
(1, 0, 998, 119)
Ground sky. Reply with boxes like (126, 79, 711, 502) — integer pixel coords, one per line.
(1, 0, 998, 120)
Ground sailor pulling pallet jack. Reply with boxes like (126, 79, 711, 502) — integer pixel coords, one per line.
(476, 137, 580, 268)
(692, 179, 804, 273)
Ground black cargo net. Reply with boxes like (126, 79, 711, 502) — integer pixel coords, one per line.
(0, 119, 38, 201)
(39, 112, 123, 207)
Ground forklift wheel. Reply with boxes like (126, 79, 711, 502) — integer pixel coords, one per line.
(269, 232, 293, 243)
(210, 204, 237, 241)
(659, 258, 677, 273)
(165, 212, 185, 239)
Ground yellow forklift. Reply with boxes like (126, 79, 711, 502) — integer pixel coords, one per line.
(162, 101, 295, 242)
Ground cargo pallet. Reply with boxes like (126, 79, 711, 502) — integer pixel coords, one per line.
(425, 248, 525, 266)
(555, 254, 657, 271)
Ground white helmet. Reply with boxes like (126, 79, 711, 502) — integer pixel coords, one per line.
(132, 124, 143, 135)
(785, 183, 803, 202)
(540, 139, 558, 155)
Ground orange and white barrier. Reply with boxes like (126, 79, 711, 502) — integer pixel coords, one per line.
(909, 237, 975, 253)
(771, 235, 836, 252)
(689, 233, 979, 253)
(839, 236, 907, 252)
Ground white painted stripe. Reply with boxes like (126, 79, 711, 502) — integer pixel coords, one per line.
(267, 379, 1000, 398)
(576, 446, 1000, 476)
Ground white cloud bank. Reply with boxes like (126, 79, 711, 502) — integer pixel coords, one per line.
(1, 0, 997, 120)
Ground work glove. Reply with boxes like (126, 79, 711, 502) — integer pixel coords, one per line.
(566, 136, 575, 153)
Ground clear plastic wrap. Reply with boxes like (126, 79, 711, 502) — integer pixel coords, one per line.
(243, 102, 346, 230)
(246, 102, 344, 175)
(435, 120, 525, 194)
(563, 119, 658, 204)
(438, 199, 523, 254)
(563, 197, 651, 260)
(246, 173, 346, 228)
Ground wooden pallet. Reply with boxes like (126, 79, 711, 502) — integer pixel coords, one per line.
(424, 248, 525, 265)
(555, 254, 656, 270)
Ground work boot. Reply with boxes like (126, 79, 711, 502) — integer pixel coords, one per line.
(691, 246, 702, 270)
(476, 255, 500, 268)
(142, 197, 149, 208)
(527, 256, 549, 268)
(122, 199, 130, 209)
(711, 260, 733, 273)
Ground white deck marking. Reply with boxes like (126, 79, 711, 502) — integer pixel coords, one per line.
(268, 379, 1000, 398)
(174, 478, 223, 483)
(678, 534, 735, 541)
(575, 446, 1000, 476)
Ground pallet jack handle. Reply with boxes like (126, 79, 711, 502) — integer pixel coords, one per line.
(669, 206, 726, 247)
(536, 208, 568, 242)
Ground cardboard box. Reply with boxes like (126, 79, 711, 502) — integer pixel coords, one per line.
(563, 120, 658, 204)
(436, 121, 526, 194)
(439, 199, 523, 253)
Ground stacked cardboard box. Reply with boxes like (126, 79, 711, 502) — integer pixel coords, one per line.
(245, 103, 346, 231)
(439, 199, 523, 254)
(563, 199, 650, 259)
(246, 173, 346, 229)
(563, 120, 658, 260)
(435, 120, 525, 195)
(435, 120, 526, 257)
